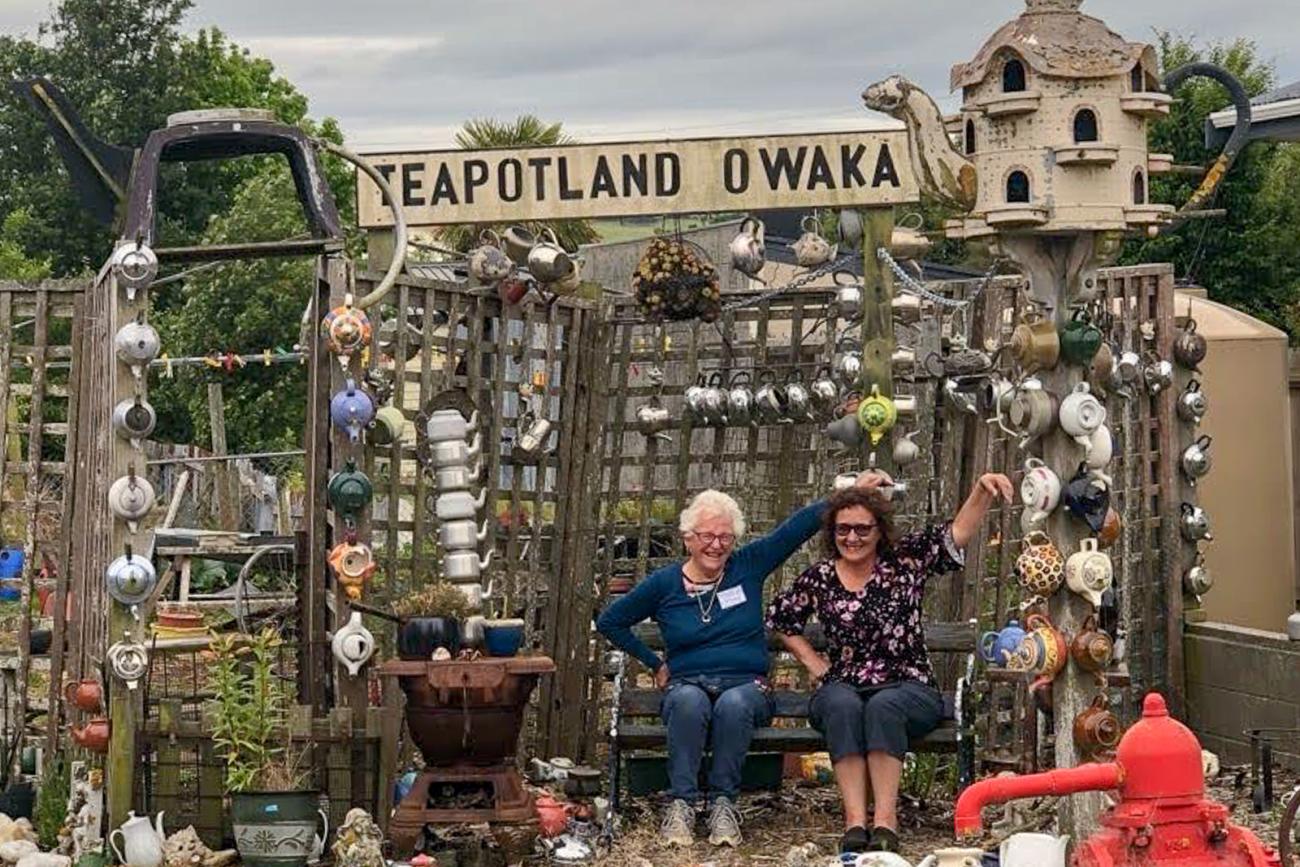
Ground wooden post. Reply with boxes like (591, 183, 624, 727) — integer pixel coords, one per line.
(859, 206, 897, 475)
(207, 383, 240, 531)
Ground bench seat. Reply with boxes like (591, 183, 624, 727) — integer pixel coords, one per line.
(617, 719, 960, 752)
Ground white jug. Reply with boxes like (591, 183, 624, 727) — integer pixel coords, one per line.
(1000, 833, 1068, 867)
(109, 811, 166, 867)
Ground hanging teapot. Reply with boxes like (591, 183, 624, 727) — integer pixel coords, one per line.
(1006, 612, 1068, 690)
(1142, 354, 1175, 396)
(115, 315, 161, 379)
(112, 397, 156, 449)
(108, 469, 156, 534)
(893, 430, 921, 467)
(516, 411, 553, 456)
(837, 209, 863, 249)
(1073, 694, 1122, 760)
(1184, 552, 1213, 596)
(107, 633, 149, 689)
(834, 271, 863, 320)
(502, 225, 537, 265)
(824, 413, 863, 447)
(1177, 379, 1209, 424)
(425, 408, 479, 442)
(435, 488, 488, 521)
(1180, 435, 1213, 485)
(1179, 502, 1213, 542)
(320, 294, 372, 369)
(1090, 341, 1115, 390)
(330, 379, 376, 443)
(1062, 463, 1111, 533)
(468, 230, 515, 284)
(835, 338, 863, 387)
(729, 217, 766, 278)
(428, 431, 482, 467)
(331, 611, 376, 677)
(1065, 538, 1113, 607)
(724, 371, 754, 426)
(1015, 531, 1064, 598)
(684, 373, 709, 425)
(69, 718, 110, 753)
(106, 549, 158, 607)
(791, 215, 836, 268)
(1097, 506, 1122, 549)
(328, 537, 377, 600)
(889, 222, 933, 261)
(785, 370, 812, 422)
(1058, 382, 1107, 452)
(980, 620, 1027, 667)
(1002, 377, 1057, 448)
(328, 460, 373, 520)
(1086, 424, 1113, 470)
(1058, 309, 1103, 367)
(548, 256, 585, 296)
(110, 241, 159, 300)
(527, 228, 574, 284)
(701, 372, 729, 426)
(109, 811, 166, 867)
(369, 404, 407, 447)
(1070, 614, 1114, 674)
(754, 370, 788, 425)
(1020, 458, 1061, 526)
(635, 395, 671, 433)
(1010, 308, 1060, 372)
(809, 366, 840, 418)
(982, 374, 1017, 417)
(857, 384, 898, 446)
(1173, 317, 1208, 370)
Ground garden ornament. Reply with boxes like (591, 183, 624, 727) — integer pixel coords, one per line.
(1180, 435, 1213, 485)
(110, 241, 159, 301)
(64, 680, 104, 714)
(729, 217, 766, 278)
(857, 384, 898, 445)
(1086, 424, 1113, 470)
(502, 225, 537, 266)
(889, 218, 933, 261)
(825, 413, 864, 447)
(1111, 350, 1142, 387)
(943, 379, 980, 416)
(791, 215, 837, 268)
(69, 719, 110, 754)
(1020, 458, 1061, 526)
(1179, 502, 1213, 542)
(320, 294, 372, 370)
(516, 411, 553, 456)
(1142, 354, 1174, 396)
(1009, 308, 1060, 373)
(754, 370, 788, 424)
(429, 431, 482, 467)
(439, 519, 489, 550)
(1173, 317, 1207, 370)
(1090, 341, 1115, 389)
(1177, 379, 1208, 424)
(784, 369, 812, 422)
(810, 365, 840, 417)
(328, 536, 377, 600)
(726, 372, 755, 426)
(1065, 538, 1113, 607)
(1183, 552, 1213, 596)
(893, 430, 921, 466)
(425, 408, 479, 442)
(107, 631, 149, 690)
(1072, 694, 1121, 761)
(498, 272, 534, 306)
(684, 374, 710, 425)
(1070, 614, 1114, 675)
(331, 611, 376, 677)
(434, 458, 481, 491)
(453, 580, 495, 609)
(331, 809, 383, 867)
(1001, 377, 1057, 448)
(1014, 531, 1064, 599)
(982, 374, 1017, 416)
(527, 228, 574, 284)
(467, 230, 515, 285)
(1062, 463, 1111, 533)
(834, 271, 863, 320)
(114, 314, 161, 380)
(1058, 382, 1107, 453)
(109, 811, 165, 867)
(368, 404, 406, 447)
(701, 372, 729, 425)
(435, 489, 487, 521)
(443, 549, 495, 581)
(1059, 310, 1104, 367)
(108, 468, 156, 534)
(105, 548, 158, 607)
(330, 379, 376, 443)
(327, 460, 373, 521)
(980, 620, 1027, 666)
(112, 396, 157, 449)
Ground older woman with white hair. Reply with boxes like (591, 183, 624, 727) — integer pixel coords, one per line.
(597, 477, 884, 848)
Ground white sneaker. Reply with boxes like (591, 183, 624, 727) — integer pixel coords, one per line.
(660, 798, 695, 847)
(707, 796, 743, 847)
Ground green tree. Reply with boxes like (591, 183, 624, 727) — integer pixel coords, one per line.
(433, 114, 599, 253)
(1121, 34, 1300, 338)
(0, 211, 52, 281)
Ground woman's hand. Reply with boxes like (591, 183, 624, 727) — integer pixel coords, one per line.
(952, 473, 1013, 548)
(805, 655, 832, 686)
(655, 662, 670, 690)
(976, 473, 1014, 502)
(854, 470, 894, 492)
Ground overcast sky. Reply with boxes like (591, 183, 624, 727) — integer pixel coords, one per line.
(1, 0, 1296, 150)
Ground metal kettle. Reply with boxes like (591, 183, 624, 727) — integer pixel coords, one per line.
(1183, 552, 1213, 596)
(726, 372, 755, 426)
(835, 338, 863, 387)
(114, 315, 161, 378)
(1173, 317, 1207, 370)
(834, 271, 863, 320)
(110, 241, 158, 300)
(1179, 502, 1213, 542)
(809, 366, 840, 418)
(105, 548, 158, 607)
(112, 397, 156, 448)
(791, 215, 836, 268)
(1180, 435, 1213, 485)
(107, 469, 156, 534)
(1177, 379, 1208, 424)
(784, 369, 812, 422)
(729, 217, 766, 278)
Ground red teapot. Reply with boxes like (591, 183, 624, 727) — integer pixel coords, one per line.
(534, 794, 569, 838)
(64, 679, 104, 713)
(70, 718, 110, 753)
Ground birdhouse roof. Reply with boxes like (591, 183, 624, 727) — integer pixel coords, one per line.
(950, 0, 1155, 90)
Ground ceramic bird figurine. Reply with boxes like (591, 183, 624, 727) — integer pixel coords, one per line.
(330, 809, 383, 867)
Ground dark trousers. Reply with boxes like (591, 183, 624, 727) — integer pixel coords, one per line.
(660, 674, 773, 803)
(809, 680, 944, 762)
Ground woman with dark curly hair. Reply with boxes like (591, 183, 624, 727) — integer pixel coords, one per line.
(765, 472, 1012, 855)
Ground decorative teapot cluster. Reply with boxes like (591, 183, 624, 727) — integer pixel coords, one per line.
(468, 226, 584, 305)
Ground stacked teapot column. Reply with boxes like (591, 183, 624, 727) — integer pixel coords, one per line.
(1171, 313, 1213, 621)
(323, 292, 379, 682)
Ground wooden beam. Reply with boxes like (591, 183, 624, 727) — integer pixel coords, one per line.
(207, 384, 239, 532)
(859, 206, 897, 474)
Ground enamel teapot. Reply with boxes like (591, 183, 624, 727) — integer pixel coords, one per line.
(834, 271, 863, 320)
(435, 488, 488, 521)
(369, 404, 407, 446)
(527, 228, 574, 284)
(1180, 435, 1213, 485)
(1065, 538, 1113, 607)
(110, 241, 159, 300)
(1180, 503, 1213, 542)
(1019, 458, 1061, 526)
(114, 315, 161, 379)
(1184, 552, 1213, 596)
(320, 294, 371, 368)
(109, 811, 166, 867)
(429, 431, 482, 467)
(327, 459, 373, 520)
(330, 379, 376, 443)
(112, 397, 156, 449)
(810, 366, 840, 418)
(1177, 379, 1208, 424)
(108, 469, 156, 534)
(979, 620, 1027, 666)
(1173, 317, 1208, 370)
(729, 217, 766, 278)
(791, 215, 836, 268)
(106, 548, 158, 607)
(468, 230, 515, 284)
(1058, 382, 1107, 453)
(893, 430, 921, 467)
(1058, 309, 1103, 367)
(328, 537, 377, 600)
(857, 384, 898, 445)
(444, 549, 495, 581)
(1015, 531, 1064, 599)
(1010, 308, 1060, 372)
(331, 611, 375, 677)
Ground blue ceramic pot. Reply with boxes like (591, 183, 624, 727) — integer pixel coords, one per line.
(483, 619, 525, 657)
(0, 582, 20, 602)
(979, 620, 1027, 666)
(0, 548, 23, 579)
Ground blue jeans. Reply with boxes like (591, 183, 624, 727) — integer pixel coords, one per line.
(660, 674, 773, 803)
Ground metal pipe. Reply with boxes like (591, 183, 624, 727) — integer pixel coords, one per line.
(315, 138, 407, 310)
(953, 762, 1123, 836)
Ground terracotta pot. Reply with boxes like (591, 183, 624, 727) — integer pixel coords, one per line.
(69, 718, 110, 753)
(64, 679, 104, 713)
(157, 611, 203, 629)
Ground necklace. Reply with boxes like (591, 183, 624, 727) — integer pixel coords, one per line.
(685, 565, 723, 623)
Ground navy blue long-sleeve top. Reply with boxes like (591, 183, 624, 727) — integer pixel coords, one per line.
(596, 500, 826, 680)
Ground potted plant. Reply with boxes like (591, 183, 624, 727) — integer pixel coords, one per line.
(208, 628, 322, 867)
(391, 582, 471, 659)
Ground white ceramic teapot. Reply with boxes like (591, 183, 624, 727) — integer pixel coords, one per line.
(1066, 538, 1113, 607)
(1058, 382, 1107, 452)
(1020, 458, 1061, 525)
(109, 811, 165, 867)
(729, 217, 766, 278)
(331, 611, 375, 677)
(1000, 832, 1067, 867)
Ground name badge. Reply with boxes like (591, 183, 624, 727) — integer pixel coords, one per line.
(717, 585, 747, 609)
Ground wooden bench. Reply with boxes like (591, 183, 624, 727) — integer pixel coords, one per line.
(608, 620, 982, 808)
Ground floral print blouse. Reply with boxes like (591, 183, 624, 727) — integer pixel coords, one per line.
(765, 523, 965, 688)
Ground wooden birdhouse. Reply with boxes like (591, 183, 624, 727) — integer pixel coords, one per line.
(945, 0, 1175, 237)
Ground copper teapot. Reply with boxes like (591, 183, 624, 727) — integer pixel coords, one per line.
(1072, 694, 1121, 760)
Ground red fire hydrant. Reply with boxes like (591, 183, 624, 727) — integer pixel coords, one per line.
(955, 693, 1281, 866)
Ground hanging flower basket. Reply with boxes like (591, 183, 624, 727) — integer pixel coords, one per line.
(633, 237, 722, 322)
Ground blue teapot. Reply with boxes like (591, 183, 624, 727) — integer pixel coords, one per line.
(330, 379, 376, 443)
(980, 620, 1027, 667)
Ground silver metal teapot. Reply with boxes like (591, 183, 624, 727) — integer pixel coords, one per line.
(1179, 502, 1213, 542)
(809, 366, 840, 418)
(1143, 354, 1175, 396)
(753, 370, 787, 424)
(1177, 379, 1208, 424)
(110, 241, 158, 300)
(784, 370, 812, 422)
(114, 315, 161, 379)
(468, 229, 515, 284)
(833, 271, 863, 320)
(1180, 435, 1213, 485)
(1173, 318, 1207, 370)
(112, 397, 156, 449)
(834, 338, 863, 387)
(527, 228, 574, 284)
(726, 372, 755, 426)
(635, 395, 671, 433)
(1183, 552, 1213, 596)
(893, 430, 921, 466)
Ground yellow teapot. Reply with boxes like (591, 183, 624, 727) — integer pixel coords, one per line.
(856, 384, 898, 445)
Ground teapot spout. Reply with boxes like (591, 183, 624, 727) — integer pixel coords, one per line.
(155, 810, 166, 839)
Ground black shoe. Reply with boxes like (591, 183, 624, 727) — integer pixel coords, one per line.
(840, 826, 871, 853)
(869, 827, 900, 853)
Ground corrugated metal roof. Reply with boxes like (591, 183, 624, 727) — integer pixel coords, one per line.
(406, 262, 467, 283)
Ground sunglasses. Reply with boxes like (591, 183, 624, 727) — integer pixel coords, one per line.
(834, 523, 878, 538)
(687, 531, 736, 548)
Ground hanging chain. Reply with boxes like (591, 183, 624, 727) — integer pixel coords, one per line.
(877, 247, 1004, 310)
(721, 254, 854, 312)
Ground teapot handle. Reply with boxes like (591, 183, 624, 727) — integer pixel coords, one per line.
(786, 368, 805, 384)
(708, 371, 726, 387)
(1082, 613, 1098, 632)
(317, 809, 330, 849)
(1181, 502, 1194, 516)
(480, 229, 502, 247)
(730, 370, 753, 387)
(1185, 378, 1201, 394)
(1196, 434, 1212, 449)
(1025, 612, 1050, 631)
(801, 214, 820, 234)
(541, 227, 560, 246)
(758, 369, 776, 385)
(1184, 317, 1198, 335)
(833, 270, 860, 287)
(109, 830, 127, 865)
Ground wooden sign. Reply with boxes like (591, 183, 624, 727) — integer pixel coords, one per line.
(356, 130, 918, 227)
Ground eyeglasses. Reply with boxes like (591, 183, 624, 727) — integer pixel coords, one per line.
(687, 531, 736, 549)
(834, 523, 878, 538)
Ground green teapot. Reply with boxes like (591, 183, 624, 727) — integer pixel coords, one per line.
(328, 459, 373, 520)
(856, 384, 898, 446)
(1059, 309, 1103, 367)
